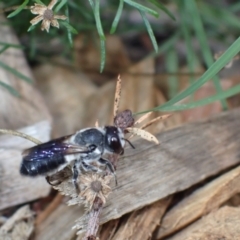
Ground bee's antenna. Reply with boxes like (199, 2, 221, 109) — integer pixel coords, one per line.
(122, 138, 135, 149)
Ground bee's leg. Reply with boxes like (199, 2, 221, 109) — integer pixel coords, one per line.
(72, 161, 80, 194)
(98, 158, 117, 186)
(81, 161, 99, 172)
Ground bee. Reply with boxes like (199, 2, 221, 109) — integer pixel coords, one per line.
(20, 125, 134, 191)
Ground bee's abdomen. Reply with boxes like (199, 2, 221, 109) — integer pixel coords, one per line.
(20, 153, 66, 176)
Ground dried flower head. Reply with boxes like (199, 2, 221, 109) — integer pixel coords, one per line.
(80, 174, 112, 209)
(30, 0, 67, 32)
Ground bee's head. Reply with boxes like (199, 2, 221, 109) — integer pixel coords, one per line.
(104, 126, 125, 154)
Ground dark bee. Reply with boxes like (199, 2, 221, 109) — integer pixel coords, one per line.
(20, 126, 133, 191)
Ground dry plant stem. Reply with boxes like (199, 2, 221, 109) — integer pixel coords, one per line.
(84, 197, 103, 240)
(140, 114, 171, 130)
(35, 193, 63, 226)
(0, 129, 42, 144)
(113, 75, 122, 117)
(134, 112, 152, 126)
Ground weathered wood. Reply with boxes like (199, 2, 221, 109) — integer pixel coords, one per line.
(35, 108, 240, 240)
(167, 206, 240, 240)
(110, 197, 172, 240)
(0, 121, 51, 210)
(101, 108, 240, 223)
(156, 165, 240, 239)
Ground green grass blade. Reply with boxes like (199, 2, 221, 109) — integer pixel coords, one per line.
(100, 39, 106, 73)
(136, 37, 240, 114)
(61, 21, 78, 34)
(0, 42, 23, 48)
(27, 24, 37, 32)
(124, 0, 159, 18)
(186, 0, 227, 109)
(0, 46, 9, 54)
(87, 0, 94, 9)
(55, 0, 68, 12)
(94, 0, 105, 40)
(34, 0, 44, 4)
(110, 0, 124, 34)
(0, 81, 20, 97)
(7, 0, 29, 18)
(0, 61, 33, 84)
(166, 48, 178, 98)
(148, 0, 175, 20)
(139, 11, 158, 52)
(147, 30, 180, 58)
(159, 84, 240, 112)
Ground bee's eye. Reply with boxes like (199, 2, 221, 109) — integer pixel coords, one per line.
(108, 136, 122, 153)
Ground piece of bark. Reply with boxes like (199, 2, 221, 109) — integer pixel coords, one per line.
(0, 121, 51, 210)
(34, 62, 97, 138)
(0, 14, 51, 129)
(156, 165, 240, 239)
(0, 205, 34, 240)
(34, 108, 240, 240)
(167, 206, 240, 240)
(110, 197, 172, 240)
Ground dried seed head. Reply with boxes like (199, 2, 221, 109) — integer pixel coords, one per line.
(43, 9, 54, 20)
(80, 174, 112, 209)
(30, 0, 67, 32)
(114, 109, 135, 130)
(91, 180, 102, 193)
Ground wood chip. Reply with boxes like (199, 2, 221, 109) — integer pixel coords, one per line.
(167, 206, 240, 240)
(110, 197, 172, 240)
(0, 121, 51, 210)
(156, 165, 240, 239)
(0, 205, 34, 240)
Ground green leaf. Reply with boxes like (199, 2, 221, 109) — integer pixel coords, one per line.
(166, 48, 178, 98)
(159, 84, 240, 112)
(87, 0, 94, 10)
(0, 61, 33, 84)
(0, 46, 9, 55)
(94, 0, 105, 40)
(110, 0, 124, 34)
(149, 0, 175, 20)
(186, 0, 227, 109)
(0, 81, 20, 97)
(100, 39, 106, 73)
(139, 11, 158, 52)
(55, 0, 68, 12)
(60, 21, 78, 34)
(27, 24, 36, 32)
(34, 0, 45, 4)
(136, 37, 240, 114)
(7, 0, 29, 18)
(124, 0, 159, 18)
(0, 42, 23, 48)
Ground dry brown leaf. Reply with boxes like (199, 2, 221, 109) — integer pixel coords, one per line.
(126, 127, 159, 144)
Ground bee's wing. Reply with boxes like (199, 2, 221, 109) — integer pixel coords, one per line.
(20, 135, 94, 176)
(22, 135, 91, 162)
